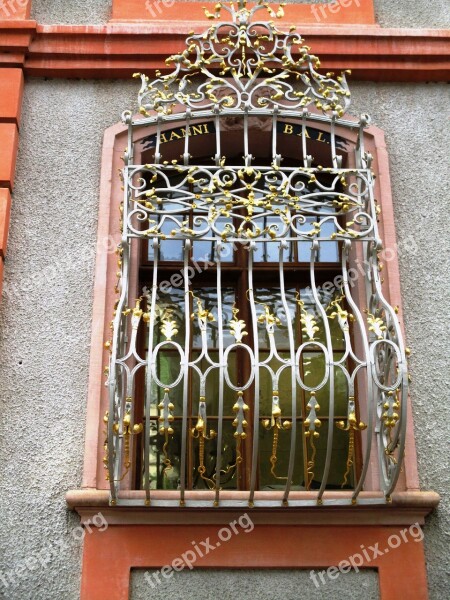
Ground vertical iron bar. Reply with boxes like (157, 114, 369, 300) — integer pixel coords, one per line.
(214, 241, 225, 506)
(309, 241, 335, 502)
(214, 106, 221, 167)
(179, 239, 192, 505)
(330, 114, 338, 169)
(272, 106, 279, 166)
(247, 242, 259, 506)
(302, 108, 311, 168)
(341, 240, 372, 502)
(144, 239, 160, 505)
(183, 109, 191, 166)
(155, 114, 162, 165)
(244, 107, 251, 166)
(279, 241, 297, 505)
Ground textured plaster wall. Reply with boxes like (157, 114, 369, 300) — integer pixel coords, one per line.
(29, 0, 450, 27)
(0, 78, 448, 598)
(374, 0, 450, 28)
(348, 82, 450, 599)
(0, 79, 136, 600)
(130, 569, 380, 599)
(0, 80, 450, 600)
(31, 0, 111, 24)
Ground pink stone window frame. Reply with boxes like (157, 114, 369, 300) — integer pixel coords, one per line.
(81, 119, 419, 497)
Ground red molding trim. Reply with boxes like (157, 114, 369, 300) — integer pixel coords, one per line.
(24, 25, 450, 80)
(0, 0, 31, 20)
(0, 123, 19, 189)
(66, 489, 440, 526)
(0, 68, 24, 126)
(0, 20, 449, 80)
(0, 188, 11, 260)
(0, 20, 36, 67)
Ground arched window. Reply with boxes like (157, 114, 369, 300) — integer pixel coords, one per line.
(102, 1, 408, 508)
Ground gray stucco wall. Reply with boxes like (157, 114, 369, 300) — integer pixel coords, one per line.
(130, 569, 380, 599)
(0, 78, 448, 600)
(0, 79, 136, 600)
(375, 0, 450, 28)
(349, 82, 450, 598)
(30, 0, 450, 28)
(31, 0, 111, 24)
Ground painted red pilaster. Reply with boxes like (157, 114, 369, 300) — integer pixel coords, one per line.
(0, 188, 11, 259)
(0, 0, 31, 297)
(0, 65, 26, 298)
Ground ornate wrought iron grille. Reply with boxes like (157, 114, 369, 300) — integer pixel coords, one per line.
(104, 0, 408, 507)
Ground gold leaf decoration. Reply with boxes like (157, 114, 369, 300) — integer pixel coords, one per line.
(229, 304, 248, 343)
(160, 309, 179, 340)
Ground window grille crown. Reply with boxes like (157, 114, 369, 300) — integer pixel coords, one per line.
(130, 0, 351, 120)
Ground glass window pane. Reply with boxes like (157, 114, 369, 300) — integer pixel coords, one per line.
(259, 422, 304, 490)
(259, 351, 295, 417)
(192, 419, 238, 490)
(150, 358, 184, 414)
(318, 221, 339, 262)
(296, 216, 314, 262)
(153, 286, 185, 345)
(253, 215, 292, 263)
(302, 352, 349, 417)
(296, 209, 339, 263)
(148, 217, 184, 261)
(147, 171, 190, 262)
(255, 288, 297, 348)
(193, 217, 233, 263)
(147, 419, 183, 490)
(192, 288, 235, 349)
(299, 287, 345, 347)
(306, 421, 354, 489)
(191, 351, 236, 416)
(192, 239, 216, 263)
